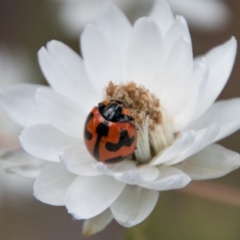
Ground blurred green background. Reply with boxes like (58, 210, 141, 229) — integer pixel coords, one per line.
(0, 0, 240, 240)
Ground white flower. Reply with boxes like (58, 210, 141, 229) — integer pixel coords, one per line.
(54, 0, 231, 38)
(1, 0, 240, 236)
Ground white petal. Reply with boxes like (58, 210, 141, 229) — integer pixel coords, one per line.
(111, 185, 159, 227)
(38, 41, 98, 108)
(35, 88, 86, 139)
(194, 37, 237, 120)
(189, 98, 240, 141)
(173, 58, 208, 130)
(164, 15, 191, 54)
(20, 124, 81, 161)
(66, 175, 125, 219)
(149, 0, 174, 36)
(168, 0, 231, 31)
(151, 130, 196, 165)
(113, 167, 158, 185)
(140, 165, 191, 191)
(82, 209, 113, 237)
(93, 160, 159, 185)
(126, 17, 163, 90)
(166, 123, 220, 165)
(34, 162, 76, 206)
(175, 144, 240, 180)
(81, 24, 122, 93)
(59, 146, 101, 176)
(0, 84, 46, 128)
(96, 2, 132, 81)
(157, 37, 193, 118)
(96, 2, 132, 40)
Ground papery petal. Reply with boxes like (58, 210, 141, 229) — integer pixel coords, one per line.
(38, 41, 98, 108)
(93, 160, 159, 185)
(140, 165, 191, 190)
(0, 84, 46, 128)
(151, 130, 195, 165)
(166, 123, 220, 165)
(96, 2, 132, 81)
(126, 17, 163, 90)
(82, 209, 113, 237)
(193, 37, 237, 120)
(34, 162, 76, 206)
(113, 167, 158, 185)
(173, 58, 208, 130)
(189, 98, 240, 141)
(66, 175, 125, 219)
(149, 0, 174, 37)
(110, 185, 159, 227)
(164, 15, 191, 54)
(157, 37, 193, 119)
(81, 24, 122, 93)
(35, 88, 86, 139)
(59, 146, 101, 176)
(175, 144, 240, 180)
(20, 124, 81, 161)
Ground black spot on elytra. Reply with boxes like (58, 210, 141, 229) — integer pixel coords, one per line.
(93, 121, 109, 160)
(84, 112, 93, 140)
(105, 129, 135, 152)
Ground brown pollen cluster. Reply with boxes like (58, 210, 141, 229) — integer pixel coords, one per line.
(105, 81, 162, 130)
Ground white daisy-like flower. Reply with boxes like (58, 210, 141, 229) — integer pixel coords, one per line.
(1, 0, 240, 236)
(54, 0, 231, 38)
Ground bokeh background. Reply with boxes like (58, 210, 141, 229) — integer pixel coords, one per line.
(0, 0, 240, 240)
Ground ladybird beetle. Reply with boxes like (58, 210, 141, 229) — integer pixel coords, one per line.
(84, 99, 137, 163)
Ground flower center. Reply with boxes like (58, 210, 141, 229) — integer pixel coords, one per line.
(105, 81, 175, 164)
